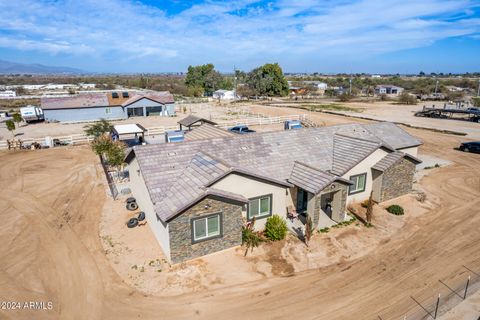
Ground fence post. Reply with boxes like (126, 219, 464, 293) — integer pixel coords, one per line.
(433, 294, 440, 319)
(464, 276, 470, 299)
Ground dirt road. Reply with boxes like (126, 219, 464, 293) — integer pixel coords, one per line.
(0, 124, 479, 319)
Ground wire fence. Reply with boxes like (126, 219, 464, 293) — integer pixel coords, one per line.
(377, 263, 480, 320)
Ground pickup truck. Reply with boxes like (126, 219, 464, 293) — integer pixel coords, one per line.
(229, 125, 256, 134)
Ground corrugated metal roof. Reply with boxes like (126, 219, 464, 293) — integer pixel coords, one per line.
(41, 94, 109, 110)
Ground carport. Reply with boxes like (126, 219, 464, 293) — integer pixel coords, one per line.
(111, 124, 147, 146)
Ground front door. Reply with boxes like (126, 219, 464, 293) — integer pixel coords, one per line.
(296, 188, 309, 213)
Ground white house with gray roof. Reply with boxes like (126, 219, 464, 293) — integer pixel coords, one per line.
(125, 122, 422, 263)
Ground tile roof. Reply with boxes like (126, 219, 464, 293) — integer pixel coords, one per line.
(184, 123, 234, 141)
(289, 161, 352, 194)
(372, 151, 422, 172)
(178, 115, 217, 127)
(130, 122, 422, 223)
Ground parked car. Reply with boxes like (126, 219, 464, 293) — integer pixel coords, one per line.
(229, 125, 256, 134)
(459, 142, 480, 153)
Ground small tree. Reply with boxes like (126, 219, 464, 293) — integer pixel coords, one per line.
(304, 215, 314, 247)
(106, 140, 127, 170)
(398, 92, 417, 105)
(6, 120, 15, 137)
(12, 113, 22, 125)
(264, 215, 288, 241)
(338, 93, 353, 102)
(84, 119, 113, 139)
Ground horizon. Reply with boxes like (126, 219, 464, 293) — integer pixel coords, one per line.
(1, 1, 480, 74)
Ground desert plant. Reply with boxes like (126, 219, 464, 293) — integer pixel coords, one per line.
(304, 215, 314, 246)
(398, 91, 417, 105)
(264, 215, 288, 241)
(241, 218, 263, 256)
(387, 204, 404, 216)
(5, 120, 15, 137)
(319, 227, 330, 233)
(361, 199, 370, 208)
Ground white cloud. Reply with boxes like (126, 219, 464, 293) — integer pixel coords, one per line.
(0, 0, 478, 71)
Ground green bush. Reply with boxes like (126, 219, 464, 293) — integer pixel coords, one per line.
(241, 226, 263, 254)
(387, 205, 404, 216)
(264, 215, 288, 241)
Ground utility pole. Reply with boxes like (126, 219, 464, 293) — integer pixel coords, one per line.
(349, 77, 352, 95)
(434, 79, 439, 95)
(233, 65, 237, 101)
(477, 78, 480, 97)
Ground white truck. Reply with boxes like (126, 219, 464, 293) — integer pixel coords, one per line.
(20, 105, 44, 123)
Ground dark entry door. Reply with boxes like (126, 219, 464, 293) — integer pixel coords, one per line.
(296, 188, 309, 213)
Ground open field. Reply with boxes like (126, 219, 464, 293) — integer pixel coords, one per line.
(245, 100, 480, 139)
(0, 113, 479, 319)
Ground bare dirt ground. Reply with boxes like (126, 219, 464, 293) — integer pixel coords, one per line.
(245, 100, 480, 139)
(0, 102, 261, 140)
(1, 114, 480, 319)
(100, 188, 427, 296)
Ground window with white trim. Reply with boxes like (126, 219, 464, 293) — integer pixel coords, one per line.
(192, 214, 221, 242)
(248, 194, 272, 220)
(349, 173, 367, 195)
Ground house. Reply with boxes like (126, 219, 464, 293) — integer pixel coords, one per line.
(212, 89, 236, 100)
(41, 91, 175, 122)
(177, 115, 217, 131)
(375, 85, 404, 96)
(125, 122, 422, 264)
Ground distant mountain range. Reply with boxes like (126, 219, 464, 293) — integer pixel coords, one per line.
(0, 59, 84, 74)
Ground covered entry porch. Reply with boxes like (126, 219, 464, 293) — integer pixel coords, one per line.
(286, 162, 352, 236)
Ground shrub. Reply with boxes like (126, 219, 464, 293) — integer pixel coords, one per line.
(361, 199, 370, 208)
(241, 226, 263, 255)
(387, 205, 404, 216)
(264, 215, 288, 241)
(398, 92, 417, 105)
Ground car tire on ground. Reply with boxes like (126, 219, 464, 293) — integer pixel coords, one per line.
(137, 211, 145, 221)
(126, 202, 138, 211)
(126, 197, 136, 204)
(127, 218, 138, 228)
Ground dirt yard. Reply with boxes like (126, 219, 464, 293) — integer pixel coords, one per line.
(1, 114, 480, 319)
(245, 101, 480, 139)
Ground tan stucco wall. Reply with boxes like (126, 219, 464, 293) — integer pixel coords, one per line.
(211, 173, 288, 230)
(128, 158, 171, 259)
(342, 148, 389, 204)
(398, 146, 418, 157)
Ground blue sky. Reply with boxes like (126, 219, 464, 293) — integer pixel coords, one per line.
(0, 0, 479, 73)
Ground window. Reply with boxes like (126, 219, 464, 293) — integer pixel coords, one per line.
(192, 214, 221, 242)
(247, 194, 272, 220)
(349, 173, 367, 195)
(105, 107, 112, 114)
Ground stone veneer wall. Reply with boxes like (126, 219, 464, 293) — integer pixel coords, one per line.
(379, 158, 416, 202)
(168, 197, 243, 264)
(313, 182, 348, 226)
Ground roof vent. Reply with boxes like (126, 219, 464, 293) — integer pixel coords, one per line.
(167, 152, 177, 156)
(240, 146, 250, 150)
(112, 92, 119, 98)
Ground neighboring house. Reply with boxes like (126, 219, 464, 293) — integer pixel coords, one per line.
(0, 90, 16, 97)
(125, 122, 422, 264)
(41, 91, 175, 122)
(375, 85, 404, 96)
(212, 89, 236, 100)
(178, 115, 217, 131)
